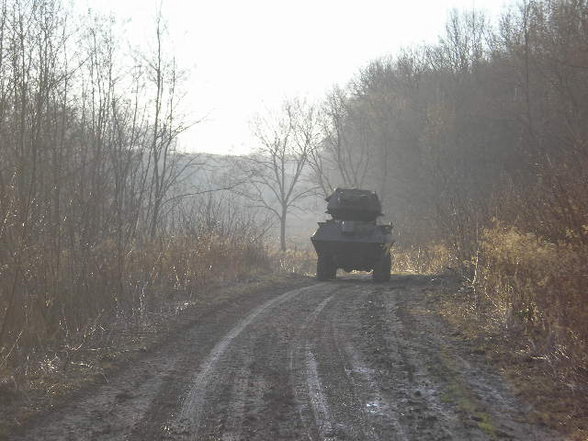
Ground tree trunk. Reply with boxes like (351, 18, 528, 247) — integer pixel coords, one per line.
(280, 206, 287, 251)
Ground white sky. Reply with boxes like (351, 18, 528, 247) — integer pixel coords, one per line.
(86, 0, 509, 155)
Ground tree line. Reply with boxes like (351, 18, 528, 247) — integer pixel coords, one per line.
(0, 0, 268, 372)
(313, 1, 587, 254)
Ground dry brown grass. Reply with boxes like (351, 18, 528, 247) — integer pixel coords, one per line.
(396, 232, 588, 441)
(0, 271, 309, 437)
(268, 247, 317, 276)
(0, 233, 270, 386)
(393, 243, 454, 275)
(421, 225, 588, 440)
(477, 226, 588, 378)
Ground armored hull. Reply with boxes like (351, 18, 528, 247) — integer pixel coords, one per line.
(311, 220, 392, 272)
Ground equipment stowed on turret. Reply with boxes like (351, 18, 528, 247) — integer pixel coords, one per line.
(310, 188, 394, 282)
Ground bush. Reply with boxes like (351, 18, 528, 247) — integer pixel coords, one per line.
(0, 233, 270, 375)
(478, 225, 588, 374)
(393, 243, 453, 274)
(268, 247, 317, 275)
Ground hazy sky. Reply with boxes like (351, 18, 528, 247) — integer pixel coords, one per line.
(87, 0, 509, 155)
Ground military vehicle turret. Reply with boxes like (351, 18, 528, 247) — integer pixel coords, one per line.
(311, 188, 394, 282)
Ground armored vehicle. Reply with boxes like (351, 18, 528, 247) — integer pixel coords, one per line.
(311, 188, 394, 282)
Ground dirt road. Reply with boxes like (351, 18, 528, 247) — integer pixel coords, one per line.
(12, 275, 559, 440)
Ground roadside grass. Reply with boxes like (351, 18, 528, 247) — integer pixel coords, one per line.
(269, 247, 316, 276)
(410, 298, 502, 438)
(0, 271, 311, 436)
(0, 233, 270, 374)
(397, 223, 588, 441)
(393, 244, 453, 275)
(438, 346, 498, 437)
(435, 284, 588, 441)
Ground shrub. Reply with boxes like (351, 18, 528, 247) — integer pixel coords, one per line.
(478, 225, 588, 373)
(393, 243, 453, 274)
(0, 233, 270, 375)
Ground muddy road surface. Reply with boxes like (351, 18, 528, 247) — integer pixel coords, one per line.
(13, 275, 559, 440)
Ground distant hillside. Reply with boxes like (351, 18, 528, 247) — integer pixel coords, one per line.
(172, 151, 326, 249)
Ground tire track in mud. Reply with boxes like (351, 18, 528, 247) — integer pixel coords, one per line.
(194, 283, 343, 441)
(306, 291, 381, 440)
(391, 284, 553, 441)
(309, 285, 431, 441)
(287, 294, 337, 440)
(174, 277, 561, 441)
(288, 277, 560, 441)
(220, 352, 251, 441)
(304, 349, 334, 438)
(12, 275, 562, 441)
(12, 346, 182, 441)
(351, 287, 464, 440)
(336, 324, 411, 441)
(171, 283, 337, 440)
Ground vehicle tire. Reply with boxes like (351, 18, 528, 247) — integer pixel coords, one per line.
(317, 253, 336, 281)
(372, 252, 391, 282)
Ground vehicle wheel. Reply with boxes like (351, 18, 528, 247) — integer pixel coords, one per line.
(317, 253, 336, 281)
(372, 252, 391, 282)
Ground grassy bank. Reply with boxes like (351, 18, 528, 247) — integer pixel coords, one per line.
(0, 270, 310, 436)
(400, 234, 588, 440)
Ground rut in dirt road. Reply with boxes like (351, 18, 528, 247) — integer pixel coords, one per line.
(14, 276, 560, 441)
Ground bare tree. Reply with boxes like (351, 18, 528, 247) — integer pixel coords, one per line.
(143, 13, 188, 239)
(239, 100, 320, 251)
(311, 87, 373, 194)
